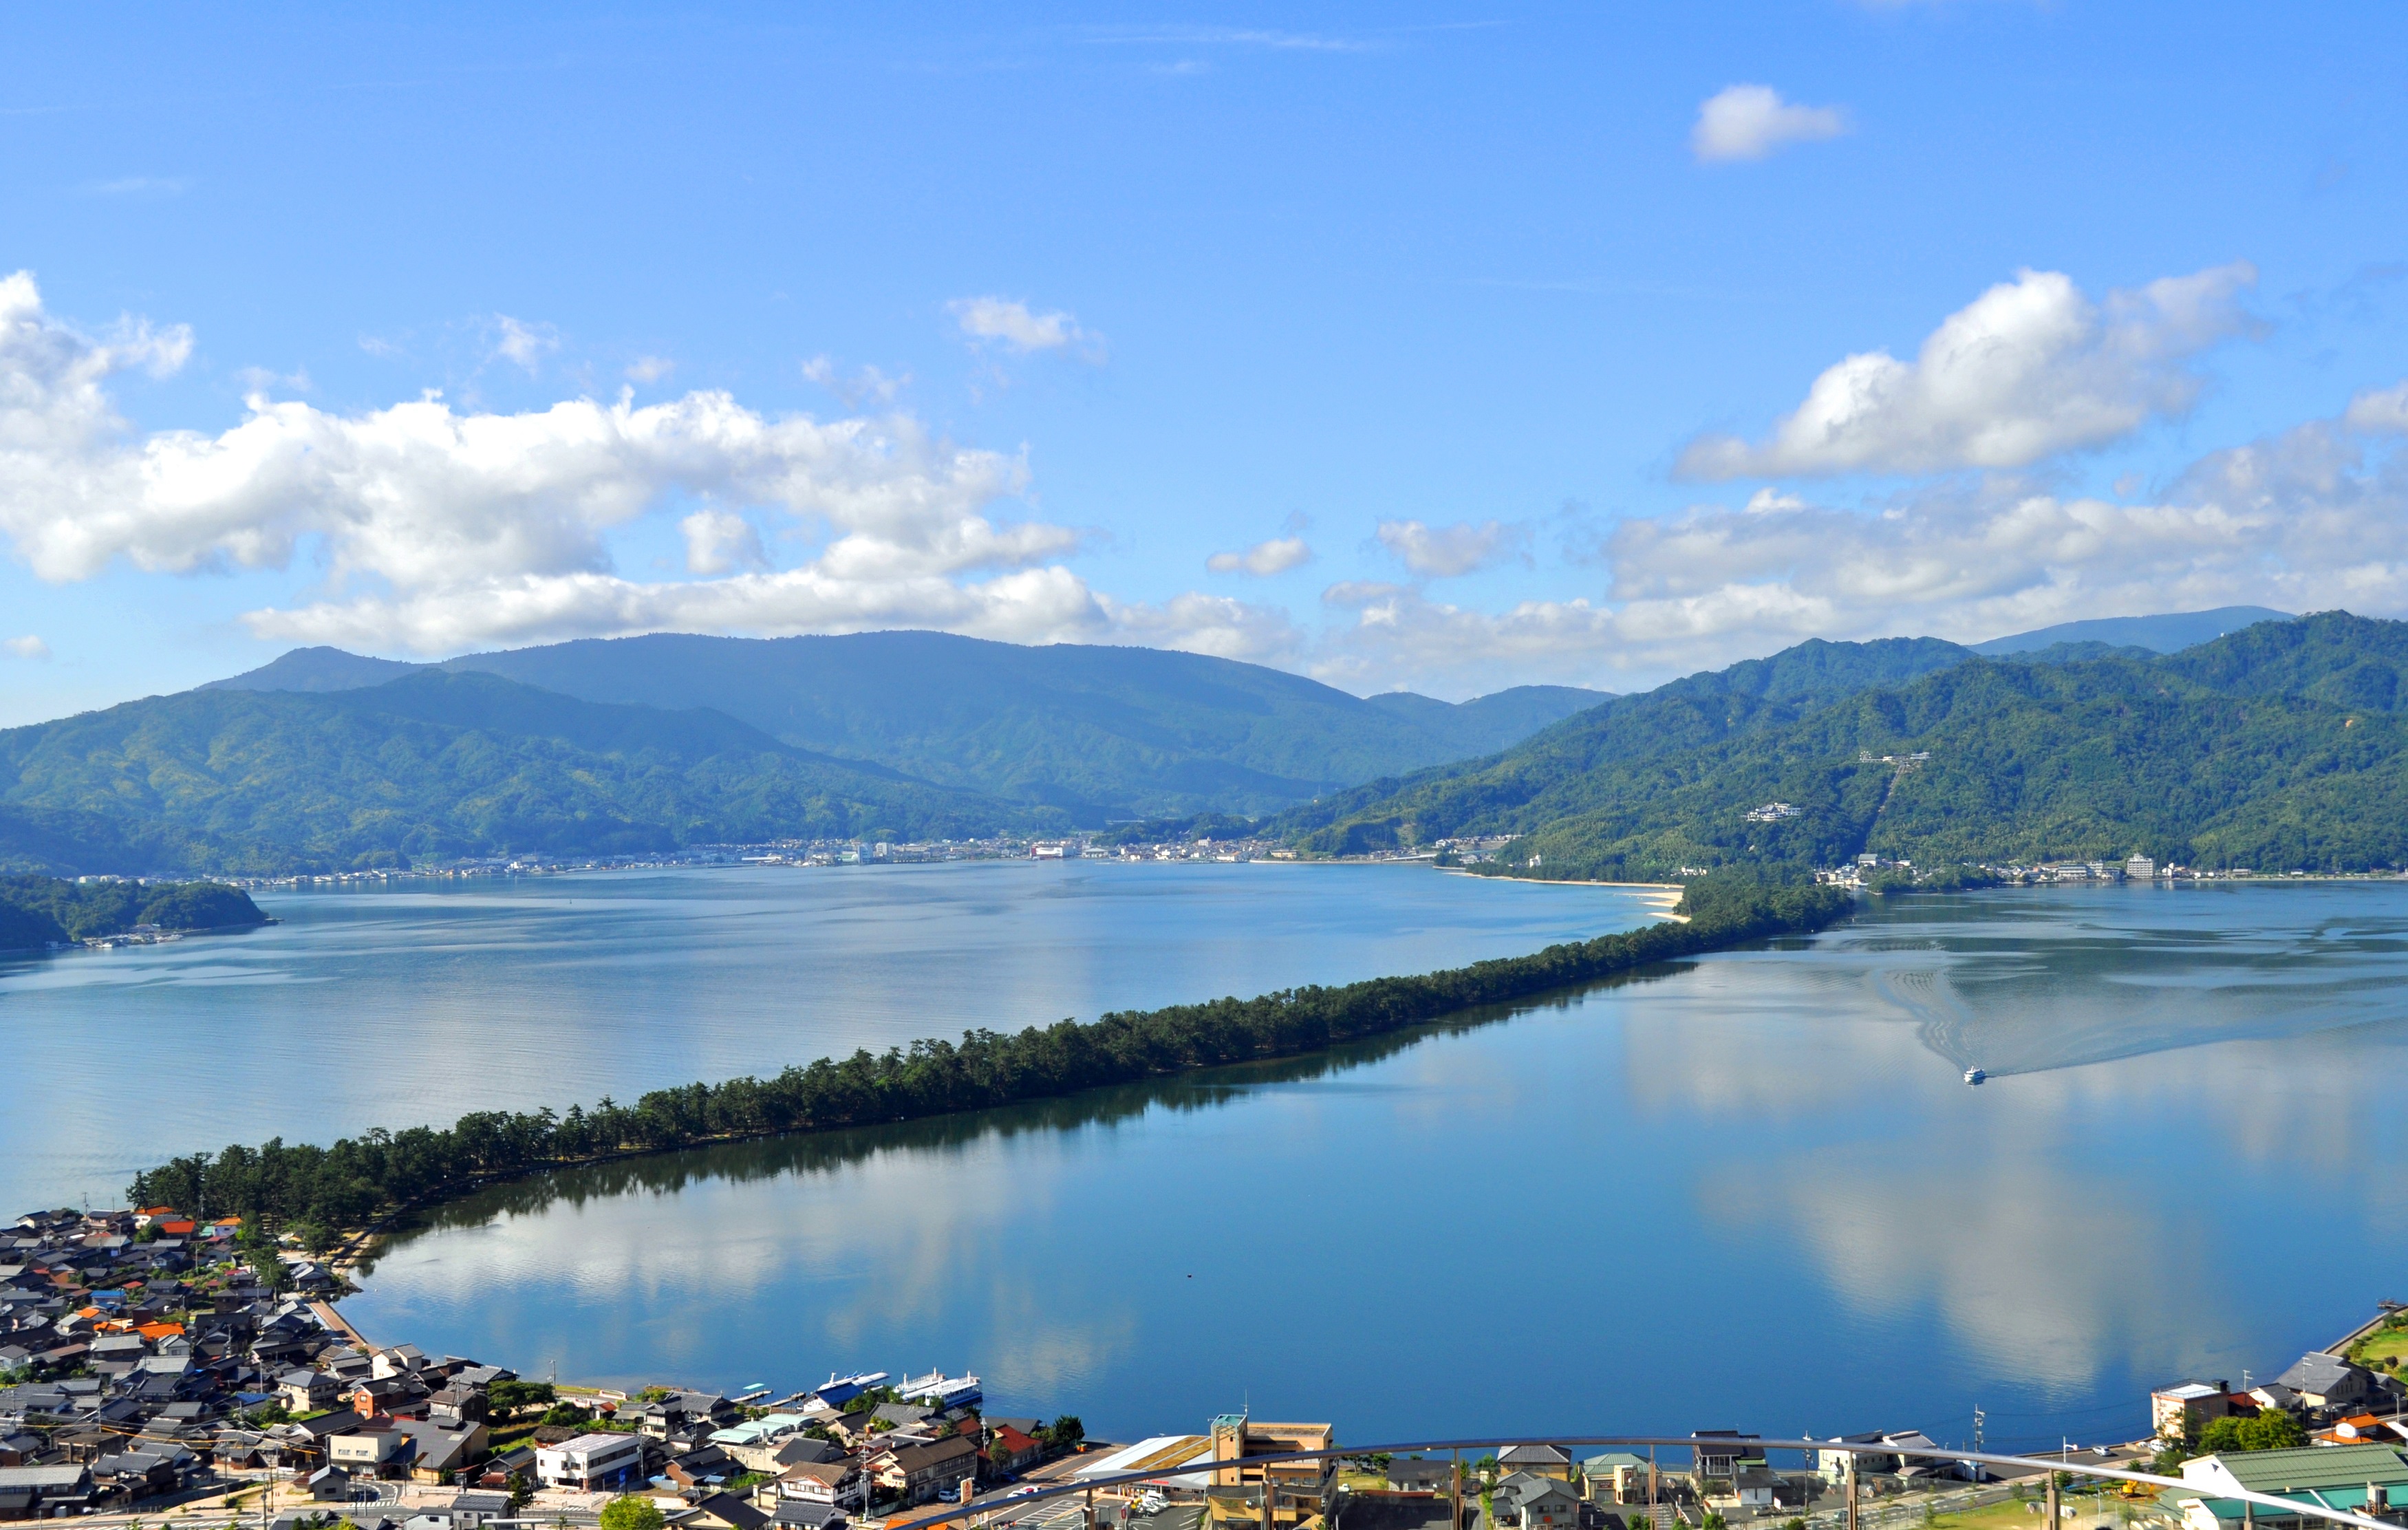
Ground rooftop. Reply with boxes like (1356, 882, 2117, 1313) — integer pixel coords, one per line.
(2213, 1445, 2408, 1494)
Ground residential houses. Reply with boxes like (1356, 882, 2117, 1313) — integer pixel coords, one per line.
(2169, 1443, 2408, 1530)
(1488, 1472, 1582, 1530)
(0, 1203, 517, 1517)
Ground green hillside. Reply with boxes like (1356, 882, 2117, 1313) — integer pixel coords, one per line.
(1290, 612, 2408, 879)
(1274, 636, 1978, 854)
(0, 875, 268, 949)
(209, 633, 1612, 819)
(0, 671, 1053, 876)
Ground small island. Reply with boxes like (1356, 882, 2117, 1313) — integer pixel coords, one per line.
(0, 872, 272, 955)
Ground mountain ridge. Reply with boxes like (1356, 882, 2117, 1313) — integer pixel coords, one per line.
(0, 670, 1054, 876)
(204, 631, 1615, 819)
(1302, 611, 2408, 879)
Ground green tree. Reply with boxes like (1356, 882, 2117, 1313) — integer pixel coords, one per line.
(491, 1380, 557, 1414)
(1044, 1416, 1086, 1450)
(599, 1497, 665, 1530)
(2198, 1412, 2303, 1455)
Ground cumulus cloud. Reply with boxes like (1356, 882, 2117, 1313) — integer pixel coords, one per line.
(625, 356, 675, 384)
(1677, 263, 2260, 479)
(2345, 381, 2408, 434)
(1375, 518, 1525, 577)
(1310, 390, 2408, 695)
(1206, 536, 1313, 576)
(680, 508, 768, 575)
(947, 297, 1098, 357)
(490, 314, 558, 372)
(3, 635, 48, 660)
(1097, 590, 1300, 665)
(0, 269, 1271, 660)
(1691, 85, 1848, 163)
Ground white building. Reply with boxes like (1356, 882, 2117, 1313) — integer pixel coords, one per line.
(535, 1433, 647, 1491)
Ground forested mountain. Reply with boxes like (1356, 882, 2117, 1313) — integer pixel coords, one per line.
(209, 633, 1611, 819)
(0, 671, 1052, 876)
(1274, 636, 1979, 852)
(1290, 612, 2408, 879)
(0, 875, 266, 950)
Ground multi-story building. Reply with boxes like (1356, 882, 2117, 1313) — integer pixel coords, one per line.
(536, 1432, 647, 1491)
(1205, 1416, 1335, 1530)
(2153, 1381, 2235, 1442)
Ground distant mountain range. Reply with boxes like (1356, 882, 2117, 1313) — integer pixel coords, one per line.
(0, 635, 1612, 876)
(1968, 605, 2292, 656)
(1280, 610, 2408, 877)
(4, 607, 2375, 880)
(206, 633, 1612, 821)
(0, 671, 1040, 876)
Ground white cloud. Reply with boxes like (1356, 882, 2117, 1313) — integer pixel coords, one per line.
(947, 297, 1099, 357)
(680, 508, 768, 575)
(625, 356, 675, 384)
(1096, 590, 1300, 665)
(2345, 381, 2408, 434)
(2, 636, 48, 660)
(1309, 391, 2408, 696)
(0, 270, 1280, 664)
(803, 356, 907, 407)
(1375, 517, 1525, 577)
(1206, 536, 1313, 576)
(1320, 580, 1407, 608)
(1677, 263, 2260, 479)
(491, 314, 558, 372)
(1690, 84, 1848, 163)
(233, 365, 310, 394)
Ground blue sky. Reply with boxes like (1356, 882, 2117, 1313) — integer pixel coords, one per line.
(3, 1, 2407, 724)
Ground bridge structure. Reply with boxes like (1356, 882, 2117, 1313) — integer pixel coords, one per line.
(884, 1435, 2397, 1530)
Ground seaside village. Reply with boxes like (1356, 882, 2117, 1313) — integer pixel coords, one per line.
(10, 1209, 2408, 1530)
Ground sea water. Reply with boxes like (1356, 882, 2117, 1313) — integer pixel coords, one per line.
(15, 869, 2407, 1453)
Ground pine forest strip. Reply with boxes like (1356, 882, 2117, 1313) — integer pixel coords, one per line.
(123, 876, 1851, 1237)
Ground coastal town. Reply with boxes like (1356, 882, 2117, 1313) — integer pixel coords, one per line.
(197, 834, 2408, 900)
(9, 1207, 2408, 1530)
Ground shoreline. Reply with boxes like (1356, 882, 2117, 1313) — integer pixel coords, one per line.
(133, 881, 1847, 1256)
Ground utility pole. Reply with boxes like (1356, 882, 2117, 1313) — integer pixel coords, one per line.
(1452, 1451, 1463, 1530)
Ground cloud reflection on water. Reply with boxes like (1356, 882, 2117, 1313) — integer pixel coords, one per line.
(349, 885, 2408, 1440)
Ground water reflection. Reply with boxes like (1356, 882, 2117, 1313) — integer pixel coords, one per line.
(0, 862, 1649, 1216)
(349, 885, 2408, 1450)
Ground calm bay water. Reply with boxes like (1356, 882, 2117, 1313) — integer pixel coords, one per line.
(0, 861, 1653, 1224)
(16, 868, 2408, 1455)
(343, 881, 2408, 1453)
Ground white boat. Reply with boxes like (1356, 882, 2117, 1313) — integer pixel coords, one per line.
(1964, 1066, 1987, 1085)
(898, 1369, 982, 1409)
